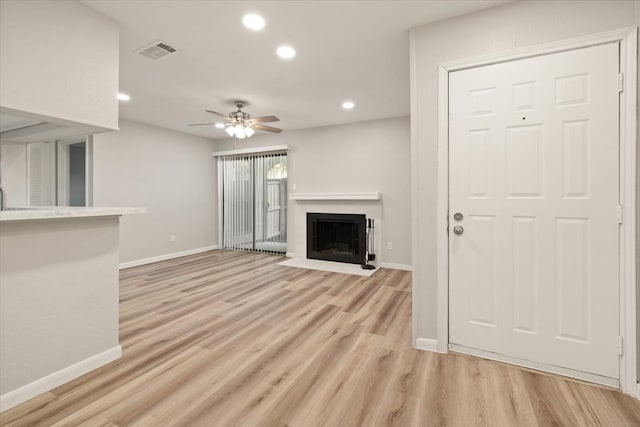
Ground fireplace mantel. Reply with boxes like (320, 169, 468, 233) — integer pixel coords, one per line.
(289, 192, 381, 201)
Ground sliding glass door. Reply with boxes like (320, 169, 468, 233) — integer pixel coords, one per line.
(219, 151, 287, 253)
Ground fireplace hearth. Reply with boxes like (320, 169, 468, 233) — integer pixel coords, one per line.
(307, 213, 366, 264)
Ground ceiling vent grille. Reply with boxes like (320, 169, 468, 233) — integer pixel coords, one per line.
(136, 41, 178, 60)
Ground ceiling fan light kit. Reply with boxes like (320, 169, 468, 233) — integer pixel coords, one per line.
(189, 100, 282, 140)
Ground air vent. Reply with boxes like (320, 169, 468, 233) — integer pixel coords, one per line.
(136, 40, 178, 60)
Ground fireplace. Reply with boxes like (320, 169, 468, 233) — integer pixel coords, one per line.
(307, 213, 366, 264)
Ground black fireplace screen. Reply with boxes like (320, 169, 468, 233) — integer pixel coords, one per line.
(307, 213, 366, 264)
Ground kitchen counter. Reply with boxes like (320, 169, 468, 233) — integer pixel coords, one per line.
(0, 206, 145, 222)
(0, 206, 144, 411)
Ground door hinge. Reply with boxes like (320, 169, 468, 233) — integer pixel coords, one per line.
(617, 204, 623, 224)
(446, 209, 450, 235)
(618, 73, 624, 93)
(618, 336, 623, 356)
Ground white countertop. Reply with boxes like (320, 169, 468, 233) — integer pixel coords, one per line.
(0, 206, 146, 222)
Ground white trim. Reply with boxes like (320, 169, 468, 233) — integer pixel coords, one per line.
(380, 262, 412, 271)
(211, 144, 288, 157)
(415, 338, 439, 352)
(119, 245, 220, 269)
(56, 141, 70, 205)
(0, 345, 121, 413)
(433, 27, 638, 394)
(289, 192, 381, 201)
(217, 157, 223, 248)
(440, 26, 637, 72)
(450, 344, 619, 388)
(85, 136, 93, 206)
(436, 64, 450, 354)
(409, 28, 420, 349)
(617, 26, 638, 399)
(285, 252, 296, 258)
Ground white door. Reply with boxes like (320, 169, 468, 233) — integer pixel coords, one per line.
(27, 141, 56, 206)
(448, 43, 620, 384)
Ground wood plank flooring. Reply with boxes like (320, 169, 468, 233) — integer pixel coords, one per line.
(2, 250, 640, 426)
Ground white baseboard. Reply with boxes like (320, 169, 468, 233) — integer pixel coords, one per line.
(119, 245, 220, 269)
(380, 262, 413, 271)
(0, 345, 122, 413)
(285, 252, 296, 258)
(415, 338, 439, 352)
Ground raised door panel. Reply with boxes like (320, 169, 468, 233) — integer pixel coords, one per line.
(449, 42, 619, 384)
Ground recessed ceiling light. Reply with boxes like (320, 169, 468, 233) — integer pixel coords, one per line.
(342, 101, 355, 110)
(117, 93, 131, 101)
(214, 123, 225, 129)
(276, 45, 296, 60)
(242, 14, 265, 31)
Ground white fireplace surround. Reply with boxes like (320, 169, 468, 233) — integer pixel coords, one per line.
(288, 192, 383, 270)
(289, 192, 380, 201)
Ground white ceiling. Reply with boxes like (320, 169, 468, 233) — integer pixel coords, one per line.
(82, 0, 508, 140)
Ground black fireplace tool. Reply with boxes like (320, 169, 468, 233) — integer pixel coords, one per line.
(362, 218, 376, 270)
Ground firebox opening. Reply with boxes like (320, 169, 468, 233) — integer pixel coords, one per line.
(307, 213, 366, 264)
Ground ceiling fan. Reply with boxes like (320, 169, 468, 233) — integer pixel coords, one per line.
(188, 101, 282, 139)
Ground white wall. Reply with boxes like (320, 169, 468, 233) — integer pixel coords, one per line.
(410, 0, 639, 340)
(93, 120, 217, 264)
(0, 143, 28, 206)
(214, 116, 411, 266)
(636, 0, 640, 384)
(0, 0, 119, 130)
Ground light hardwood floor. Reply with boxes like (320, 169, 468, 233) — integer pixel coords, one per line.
(2, 250, 640, 426)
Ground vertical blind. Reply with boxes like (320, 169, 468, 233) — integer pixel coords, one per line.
(219, 151, 287, 254)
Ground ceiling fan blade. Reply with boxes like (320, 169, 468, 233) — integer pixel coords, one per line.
(249, 115, 280, 123)
(188, 123, 217, 126)
(252, 123, 282, 133)
(205, 110, 229, 119)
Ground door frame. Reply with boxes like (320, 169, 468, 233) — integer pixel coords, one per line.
(213, 145, 289, 247)
(435, 27, 638, 396)
(56, 136, 92, 206)
(213, 145, 289, 251)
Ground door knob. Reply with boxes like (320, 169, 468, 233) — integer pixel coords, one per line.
(453, 225, 464, 235)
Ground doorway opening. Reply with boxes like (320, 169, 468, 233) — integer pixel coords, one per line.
(427, 27, 637, 396)
(219, 151, 287, 253)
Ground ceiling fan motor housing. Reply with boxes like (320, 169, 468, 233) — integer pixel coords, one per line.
(230, 111, 250, 124)
(192, 101, 282, 134)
